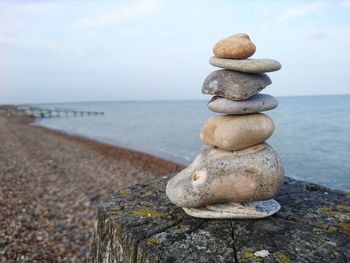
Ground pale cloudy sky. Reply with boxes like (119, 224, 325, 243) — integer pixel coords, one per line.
(1, 0, 350, 103)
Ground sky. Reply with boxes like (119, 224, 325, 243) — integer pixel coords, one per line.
(1, 0, 350, 103)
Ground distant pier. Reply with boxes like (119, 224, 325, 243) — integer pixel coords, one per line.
(16, 105, 104, 118)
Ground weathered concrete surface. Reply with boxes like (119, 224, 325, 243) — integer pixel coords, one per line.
(89, 175, 350, 263)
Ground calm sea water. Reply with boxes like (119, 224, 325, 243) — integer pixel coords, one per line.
(35, 95, 350, 192)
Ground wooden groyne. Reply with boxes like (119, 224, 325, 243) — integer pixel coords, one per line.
(89, 175, 350, 262)
(15, 105, 104, 118)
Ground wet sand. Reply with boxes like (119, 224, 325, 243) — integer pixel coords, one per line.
(0, 106, 184, 262)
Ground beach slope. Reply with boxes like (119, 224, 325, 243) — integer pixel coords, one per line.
(0, 106, 183, 262)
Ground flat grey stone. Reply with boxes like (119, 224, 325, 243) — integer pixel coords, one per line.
(209, 56, 282, 73)
(208, 94, 278, 114)
(166, 143, 284, 208)
(202, 69, 272, 101)
(183, 199, 281, 219)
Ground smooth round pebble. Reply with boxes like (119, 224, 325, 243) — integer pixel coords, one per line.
(209, 56, 282, 73)
(208, 94, 278, 115)
(200, 113, 274, 151)
(213, 33, 256, 59)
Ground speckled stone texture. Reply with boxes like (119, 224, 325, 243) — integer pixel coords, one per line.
(166, 144, 283, 208)
(208, 94, 278, 115)
(202, 69, 272, 101)
(89, 175, 350, 263)
(209, 57, 282, 73)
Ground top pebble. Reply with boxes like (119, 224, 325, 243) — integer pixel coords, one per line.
(213, 33, 256, 59)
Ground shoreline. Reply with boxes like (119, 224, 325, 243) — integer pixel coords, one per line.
(18, 105, 185, 174)
(0, 106, 184, 262)
(33, 120, 189, 167)
(33, 122, 185, 174)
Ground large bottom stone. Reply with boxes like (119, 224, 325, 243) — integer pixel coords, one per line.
(182, 199, 281, 219)
(166, 144, 284, 208)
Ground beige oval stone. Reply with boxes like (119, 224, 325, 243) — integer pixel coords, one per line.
(200, 114, 274, 151)
(166, 143, 284, 208)
(213, 33, 256, 59)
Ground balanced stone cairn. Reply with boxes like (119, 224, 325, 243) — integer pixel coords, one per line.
(166, 33, 284, 219)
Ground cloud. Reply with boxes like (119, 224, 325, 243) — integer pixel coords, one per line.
(340, 0, 350, 6)
(72, 0, 160, 29)
(280, 2, 329, 22)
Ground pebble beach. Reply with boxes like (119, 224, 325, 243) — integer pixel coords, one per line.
(0, 106, 183, 262)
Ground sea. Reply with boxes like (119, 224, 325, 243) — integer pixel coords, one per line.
(34, 95, 350, 192)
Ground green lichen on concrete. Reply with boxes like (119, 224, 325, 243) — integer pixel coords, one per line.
(336, 204, 350, 211)
(119, 188, 132, 198)
(146, 237, 159, 246)
(324, 224, 337, 233)
(110, 208, 123, 216)
(274, 251, 291, 263)
(130, 208, 167, 218)
(239, 247, 261, 263)
(318, 206, 350, 219)
(339, 223, 350, 234)
(316, 206, 350, 234)
(114, 223, 122, 235)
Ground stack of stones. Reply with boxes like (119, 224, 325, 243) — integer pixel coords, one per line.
(166, 33, 284, 219)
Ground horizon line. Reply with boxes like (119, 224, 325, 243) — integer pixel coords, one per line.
(2, 93, 350, 105)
